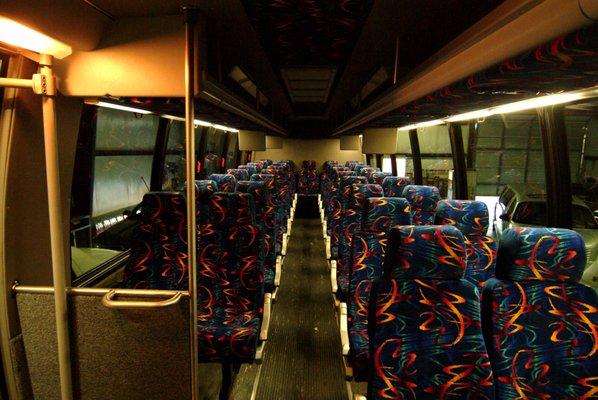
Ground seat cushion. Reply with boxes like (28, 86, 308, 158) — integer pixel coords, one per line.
(197, 311, 261, 362)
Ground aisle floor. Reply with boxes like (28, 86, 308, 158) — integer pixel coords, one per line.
(232, 216, 348, 399)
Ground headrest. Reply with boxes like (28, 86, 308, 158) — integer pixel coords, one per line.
(208, 174, 237, 192)
(227, 169, 250, 181)
(382, 176, 411, 197)
(360, 167, 377, 176)
(302, 160, 316, 170)
(194, 180, 218, 201)
(238, 164, 258, 176)
(237, 180, 267, 200)
(435, 200, 489, 236)
(337, 171, 356, 179)
(402, 185, 440, 211)
(385, 225, 466, 280)
(340, 176, 369, 199)
(496, 227, 586, 283)
(363, 197, 412, 232)
(208, 192, 256, 227)
(141, 192, 186, 223)
(350, 184, 384, 210)
(369, 172, 391, 185)
(250, 173, 277, 190)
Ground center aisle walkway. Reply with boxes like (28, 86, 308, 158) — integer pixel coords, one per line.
(249, 216, 348, 399)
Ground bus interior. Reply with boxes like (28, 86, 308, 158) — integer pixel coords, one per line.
(0, 1, 597, 399)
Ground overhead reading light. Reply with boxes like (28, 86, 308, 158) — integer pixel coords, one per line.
(398, 119, 444, 131)
(0, 16, 72, 59)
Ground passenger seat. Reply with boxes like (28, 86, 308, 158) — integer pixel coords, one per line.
(435, 200, 497, 289)
(482, 227, 598, 399)
(368, 225, 495, 399)
(402, 184, 441, 225)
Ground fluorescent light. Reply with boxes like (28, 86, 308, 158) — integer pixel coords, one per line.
(398, 119, 444, 131)
(213, 124, 239, 132)
(0, 16, 72, 59)
(491, 92, 585, 114)
(194, 119, 213, 127)
(445, 109, 493, 122)
(162, 114, 185, 122)
(85, 100, 152, 114)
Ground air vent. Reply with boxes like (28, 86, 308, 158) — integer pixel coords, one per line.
(281, 68, 336, 103)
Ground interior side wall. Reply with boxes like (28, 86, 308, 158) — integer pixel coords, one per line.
(254, 138, 364, 168)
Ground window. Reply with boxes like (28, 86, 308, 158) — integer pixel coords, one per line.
(224, 132, 239, 170)
(417, 125, 454, 198)
(70, 107, 160, 281)
(470, 113, 546, 238)
(564, 99, 598, 285)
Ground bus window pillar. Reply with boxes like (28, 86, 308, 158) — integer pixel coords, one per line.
(448, 123, 468, 200)
(408, 129, 423, 184)
(538, 105, 572, 228)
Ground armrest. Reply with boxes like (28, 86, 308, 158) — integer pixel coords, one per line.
(282, 233, 288, 256)
(339, 303, 350, 356)
(287, 217, 293, 234)
(330, 260, 338, 293)
(259, 293, 272, 341)
(325, 237, 331, 260)
(322, 220, 327, 238)
(274, 256, 282, 286)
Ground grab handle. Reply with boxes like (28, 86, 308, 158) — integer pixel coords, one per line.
(101, 289, 183, 309)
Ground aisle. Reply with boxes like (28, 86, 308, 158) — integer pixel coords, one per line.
(250, 216, 348, 399)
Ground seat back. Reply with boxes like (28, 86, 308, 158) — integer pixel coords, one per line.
(382, 176, 411, 197)
(124, 192, 188, 289)
(331, 176, 369, 254)
(237, 180, 276, 291)
(226, 168, 250, 181)
(336, 183, 383, 300)
(368, 225, 494, 399)
(435, 200, 497, 288)
(369, 171, 391, 185)
(402, 184, 440, 225)
(208, 173, 237, 192)
(347, 197, 411, 379)
(298, 159, 319, 194)
(481, 227, 597, 399)
(238, 164, 258, 176)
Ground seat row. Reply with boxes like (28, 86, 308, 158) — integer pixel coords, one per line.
(121, 159, 298, 364)
(350, 224, 597, 399)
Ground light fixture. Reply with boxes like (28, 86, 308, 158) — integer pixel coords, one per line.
(398, 119, 444, 131)
(490, 92, 585, 114)
(0, 16, 72, 59)
(84, 99, 152, 114)
(87, 102, 242, 132)
(445, 109, 493, 122)
(213, 124, 239, 133)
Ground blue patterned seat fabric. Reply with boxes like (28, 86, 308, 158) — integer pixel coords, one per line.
(368, 224, 495, 399)
(336, 183, 383, 301)
(298, 159, 319, 194)
(435, 200, 497, 289)
(348, 197, 411, 381)
(237, 180, 276, 292)
(330, 174, 366, 259)
(226, 168, 250, 181)
(194, 179, 218, 225)
(124, 192, 189, 290)
(481, 227, 598, 400)
(197, 192, 264, 363)
(382, 176, 411, 197)
(208, 173, 238, 193)
(402, 184, 441, 225)
(369, 171, 391, 185)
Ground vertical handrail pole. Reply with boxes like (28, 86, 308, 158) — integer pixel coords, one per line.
(39, 53, 73, 400)
(183, 8, 200, 400)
